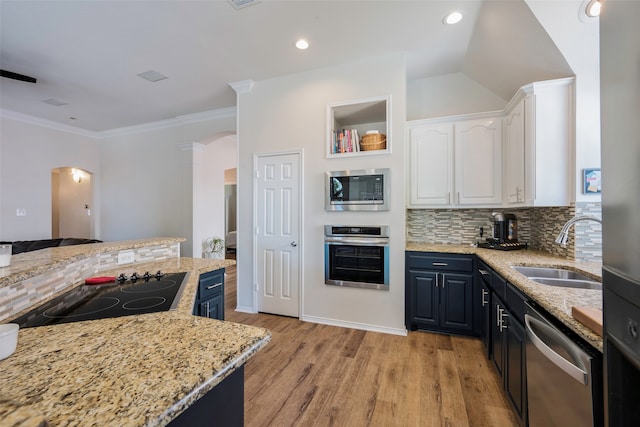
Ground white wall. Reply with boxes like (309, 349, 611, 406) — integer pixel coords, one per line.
(236, 53, 407, 334)
(193, 134, 237, 257)
(526, 0, 601, 203)
(99, 115, 236, 256)
(407, 72, 508, 121)
(0, 116, 100, 240)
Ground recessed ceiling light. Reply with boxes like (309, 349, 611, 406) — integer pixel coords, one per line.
(295, 39, 309, 50)
(586, 0, 601, 17)
(137, 70, 168, 82)
(443, 11, 463, 25)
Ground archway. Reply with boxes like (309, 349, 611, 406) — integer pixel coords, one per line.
(51, 167, 95, 238)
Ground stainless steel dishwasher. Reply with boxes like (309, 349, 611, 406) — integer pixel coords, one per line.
(525, 302, 602, 426)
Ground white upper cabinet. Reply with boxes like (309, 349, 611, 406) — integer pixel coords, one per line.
(454, 117, 503, 205)
(407, 77, 574, 209)
(408, 123, 454, 206)
(504, 98, 526, 205)
(407, 114, 502, 208)
(523, 78, 574, 206)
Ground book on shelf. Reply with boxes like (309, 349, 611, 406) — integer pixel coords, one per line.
(331, 129, 361, 154)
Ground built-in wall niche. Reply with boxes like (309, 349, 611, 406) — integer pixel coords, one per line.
(326, 94, 391, 158)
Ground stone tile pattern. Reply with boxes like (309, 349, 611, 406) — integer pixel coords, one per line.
(406, 208, 532, 245)
(529, 206, 575, 259)
(0, 241, 180, 322)
(407, 204, 600, 262)
(574, 201, 602, 263)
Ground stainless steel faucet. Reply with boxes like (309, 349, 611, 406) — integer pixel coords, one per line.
(555, 215, 602, 247)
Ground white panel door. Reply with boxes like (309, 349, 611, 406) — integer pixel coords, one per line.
(408, 123, 454, 206)
(454, 118, 503, 205)
(255, 153, 300, 317)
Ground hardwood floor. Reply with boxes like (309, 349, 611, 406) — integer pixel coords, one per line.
(224, 265, 519, 427)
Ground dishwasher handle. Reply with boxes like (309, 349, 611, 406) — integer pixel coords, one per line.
(524, 314, 589, 385)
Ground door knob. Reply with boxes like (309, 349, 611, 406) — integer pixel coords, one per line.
(291, 241, 298, 247)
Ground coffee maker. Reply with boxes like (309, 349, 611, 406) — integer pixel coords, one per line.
(491, 212, 518, 243)
(479, 212, 527, 250)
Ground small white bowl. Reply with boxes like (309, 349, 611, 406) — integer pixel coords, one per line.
(0, 323, 19, 360)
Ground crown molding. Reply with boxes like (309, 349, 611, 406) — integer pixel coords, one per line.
(1, 107, 237, 140)
(229, 80, 255, 94)
(0, 109, 100, 138)
(99, 107, 237, 139)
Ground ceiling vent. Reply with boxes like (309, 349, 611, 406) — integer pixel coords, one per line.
(137, 70, 168, 82)
(42, 98, 68, 107)
(228, 0, 261, 10)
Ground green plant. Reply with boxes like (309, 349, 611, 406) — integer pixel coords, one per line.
(203, 236, 225, 254)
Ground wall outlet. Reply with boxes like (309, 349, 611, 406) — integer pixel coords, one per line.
(16, 209, 26, 216)
(117, 250, 135, 265)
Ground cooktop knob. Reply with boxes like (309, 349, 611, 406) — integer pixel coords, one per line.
(130, 272, 140, 282)
(117, 273, 128, 283)
(142, 271, 152, 281)
(155, 270, 164, 279)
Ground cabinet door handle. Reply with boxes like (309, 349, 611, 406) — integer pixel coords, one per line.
(499, 310, 509, 332)
(432, 262, 448, 266)
(205, 301, 210, 315)
(206, 282, 223, 290)
(457, 192, 460, 204)
(496, 304, 501, 327)
(481, 289, 489, 306)
(447, 192, 451, 204)
(435, 273, 439, 288)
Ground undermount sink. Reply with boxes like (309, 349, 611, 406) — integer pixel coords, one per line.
(511, 266, 602, 290)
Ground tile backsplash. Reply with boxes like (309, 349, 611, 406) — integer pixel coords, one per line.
(407, 202, 602, 262)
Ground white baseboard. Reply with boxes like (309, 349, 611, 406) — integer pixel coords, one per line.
(301, 315, 408, 336)
(235, 305, 257, 314)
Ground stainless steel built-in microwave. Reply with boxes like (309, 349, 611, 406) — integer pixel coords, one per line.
(325, 168, 390, 211)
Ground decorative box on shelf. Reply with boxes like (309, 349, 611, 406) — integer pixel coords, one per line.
(326, 94, 391, 158)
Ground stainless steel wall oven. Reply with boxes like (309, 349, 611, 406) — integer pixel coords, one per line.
(324, 225, 389, 290)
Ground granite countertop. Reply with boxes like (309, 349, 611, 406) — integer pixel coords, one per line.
(406, 243, 603, 352)
(0, 238, 186, 287)
(0, 257, 271, 427)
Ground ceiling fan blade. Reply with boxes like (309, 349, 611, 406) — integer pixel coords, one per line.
(0, 69, 37, 83)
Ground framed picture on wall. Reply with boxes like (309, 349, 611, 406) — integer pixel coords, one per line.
(583, 168, 602, 194)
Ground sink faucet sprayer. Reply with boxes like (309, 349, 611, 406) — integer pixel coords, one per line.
(554, 215, 602, 247)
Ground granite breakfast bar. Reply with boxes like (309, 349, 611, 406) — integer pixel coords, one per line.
(0, 240, 271, 426)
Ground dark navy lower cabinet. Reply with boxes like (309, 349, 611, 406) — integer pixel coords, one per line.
(193, 268, 225, 320)
(405, 252, 475, 335)
(489, 272, 528, 426)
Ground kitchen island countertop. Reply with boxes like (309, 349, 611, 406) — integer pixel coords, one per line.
(406, 243, 603, 352)
(0, 257, 271, 426)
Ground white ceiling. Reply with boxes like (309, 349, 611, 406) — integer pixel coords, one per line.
(0, 0, 573, 132)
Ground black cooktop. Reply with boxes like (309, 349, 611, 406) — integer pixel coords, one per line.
(12, 272, 189, 328)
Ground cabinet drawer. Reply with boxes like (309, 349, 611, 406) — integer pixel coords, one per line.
(199, 269, 225, 300)
(406, 252, 474, 272)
